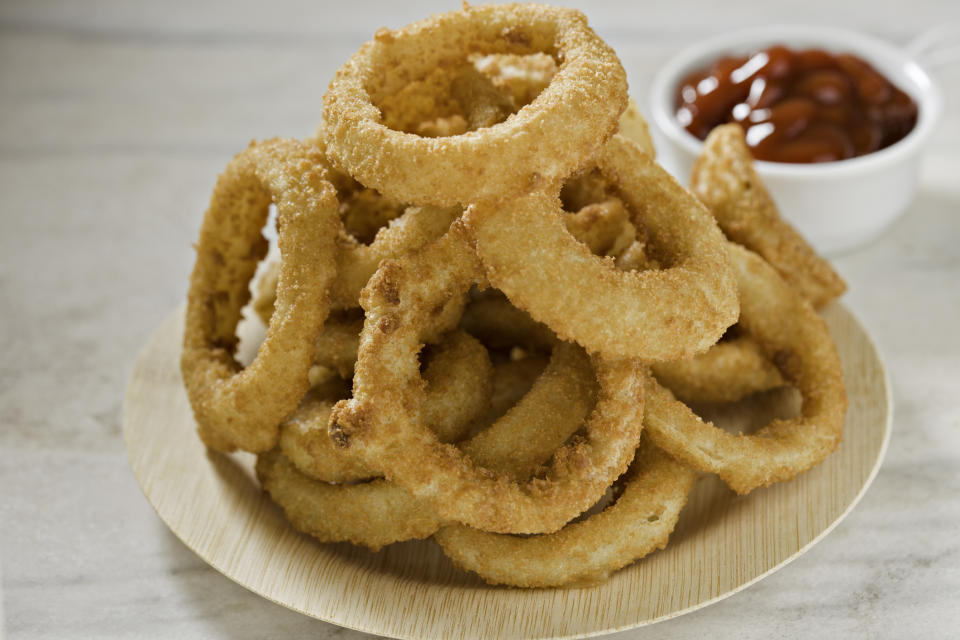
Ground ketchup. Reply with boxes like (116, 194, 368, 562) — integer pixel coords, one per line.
(675, 45, 918, 163)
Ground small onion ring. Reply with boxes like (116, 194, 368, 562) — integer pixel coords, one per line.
(322, 3, 627, 205)
(464, 134, 738, 361)
(181, 139, 339, 453)
(643, 243, 848, 494)
(329, 224, 645, 534)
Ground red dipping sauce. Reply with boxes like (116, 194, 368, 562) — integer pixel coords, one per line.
(675, 45, 918, 163)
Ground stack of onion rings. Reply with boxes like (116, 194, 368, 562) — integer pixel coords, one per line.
(180, 2, 849, 588)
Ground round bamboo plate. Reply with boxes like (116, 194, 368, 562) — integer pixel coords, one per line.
(124, 303, 890, 639)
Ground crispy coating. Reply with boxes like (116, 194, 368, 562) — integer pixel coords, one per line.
(280, 330, 493, 483)
(691, 124, 847, 308)
(329, 225, 645, 534)
(652, 336, 785, 405)
(376, 64, 475, 134)
(434, 438, 697, 588)
(450, 64, 516, 129)
(310, 311, 363, 379)
(322, 3, 627, 205)
(181, 139, 340, 453)
(465, 135, 739, 361)
(339, 187, 406, 244)
(644, 244, 848, 494)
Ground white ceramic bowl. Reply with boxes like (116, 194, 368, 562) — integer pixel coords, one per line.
(649, 25, 942, 255)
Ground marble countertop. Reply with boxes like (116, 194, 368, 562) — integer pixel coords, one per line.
(1, 1, 958, 638)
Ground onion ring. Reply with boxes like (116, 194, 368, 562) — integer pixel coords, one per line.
(573, 191, 783, 404)
(280, 330, 493, 483)
(181, 138, 339, 453)
(434, 439, 697, 588)
(643, 243, 847, 494)
(464, 134, 738, 361)
(329, 224, 645, 534)
(258, 325, 600, 550)
(310, 310, 363, 379)
(691, 124, 847, 308)
(322, 3, 627, 205)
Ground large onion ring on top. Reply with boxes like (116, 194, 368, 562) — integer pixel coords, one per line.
(329, 224, 645, 534)
(464, 134, 738, 361)
(181, 139, 339, 453)
(322, 3, 627, 206)
(644, 243, 848, 494)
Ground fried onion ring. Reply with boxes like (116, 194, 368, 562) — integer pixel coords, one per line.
(565, 181, 783, 404)
(643, 243, 847, 493)
(434, 439, 697, 588)
(181, 139, 339, 453)
(323, 3, 627, 205)
(329, 224, 645, 534)
(257, 327, 600, 550)
(464, 135, 738, 361)
(691, 124, 847, 308)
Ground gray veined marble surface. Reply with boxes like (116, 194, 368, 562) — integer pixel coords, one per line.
(1, 1, 959, 638)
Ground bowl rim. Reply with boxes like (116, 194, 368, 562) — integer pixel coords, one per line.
(649, 24, 943, 178)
